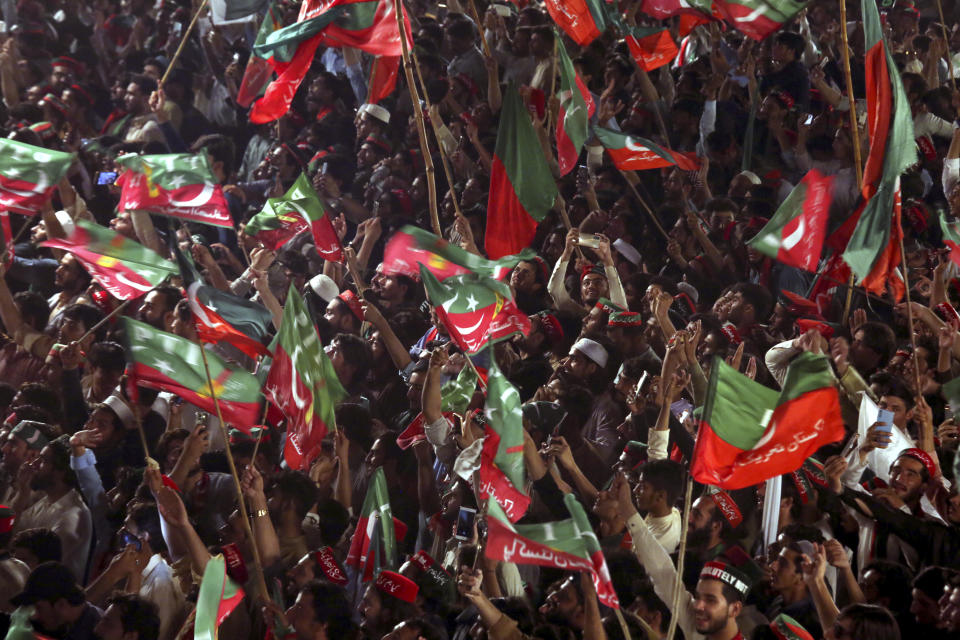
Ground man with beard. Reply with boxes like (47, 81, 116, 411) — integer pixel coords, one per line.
(47, 255, 93, 329)
(10, 561, 102, 639)
(369, 264, 420, 315)
(92, 593, 159, 640)
(548, 230, 627, 317)
(507, 311, 564, 401)
(137, 286, 183, 333)
(10, 436, 92, 581)
(538, 574, 586, 631)
(0, 420, 50, 505)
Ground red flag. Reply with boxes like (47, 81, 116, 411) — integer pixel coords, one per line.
(368, 56, 401, 104)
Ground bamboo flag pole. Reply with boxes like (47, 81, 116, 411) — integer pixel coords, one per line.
(467, 0, 492, 58)
(665, 475, 694, 640)
(76, 299, 131, 344)
(547, 38, 559, 134)
(935, 0, 958, 92)
(899, 233, 926, 398)
(393, 0, 440, 236)
(161, 0, 209, 87)
(839, 0, 863, 326)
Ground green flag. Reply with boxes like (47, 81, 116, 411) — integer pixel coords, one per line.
(345, 467, 397, 581)
(195, 554, 245, 640)
(441, 364, 478, 414)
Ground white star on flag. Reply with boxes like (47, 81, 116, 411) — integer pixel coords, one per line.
(466, 293, 479, 311)
(166, 174, 187, 190)
(152, 359, 175, 375)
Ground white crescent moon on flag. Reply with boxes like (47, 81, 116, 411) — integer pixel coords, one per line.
(290, 350, 307, 409)
(169, 183, 215, 207)
(187, 282, 212, 324)
(115, 272, 153, 292)
(458, 315, 487, 335)
(2, 166, 50, 197)
(780, 217, 805, 251)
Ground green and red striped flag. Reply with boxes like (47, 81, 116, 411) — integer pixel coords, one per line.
(442, 363, 478, 414)
(251, 0, 413, 123)
(485, 493, 620, 608)
(419, 265, 531, 356)
(478, 356, 530, 522)
(244, 173, 343, 262)
(116, 153, 232, 228)
(746, 169, 834, 272)
(543, 0, 608, 45)
(346, 467, 397, 581)
(124, 317, 263, 428)
(265, 286, 346, 470)
(486, 84, 559, 259)
(41, 219, 177, 300)
(556, 37, 595, 176)
(625, 26, 679, 72)
(594, 127, 700, 172)
(194, 554, 245, 640)
(382, 225, 534, 282)
(711, 0, 808, 41)
(0, 138, 74, 215)
(692, 352, 844, 490)
(237, 2, 286, 108)
(939, 210, 960, 267)
(840, 0, 915, 300)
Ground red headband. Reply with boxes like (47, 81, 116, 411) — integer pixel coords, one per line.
(314, 547, 348, 586)
(537, 311, 564, 346)
(338, 290, 364, 322)
(375, 570, 419, 603)
(710, 491, 743, 528)
(899, 448, 937, 479)
(720, 322, 742, 345)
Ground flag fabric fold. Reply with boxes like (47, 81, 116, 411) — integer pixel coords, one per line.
(0, 139, 74, 215)
(625, 26, 679, 71)
(41, 219, 177, 300)
(543, 0, 608, 45)
(237, 3, 286, 107)
(346, 466, 398, 581)
(692, 352, 845, 489)
(195, 554, 245, 640)
(594, 127, 700, 171)
(939, 210, 960, 267)
(556, 36, 596, 176)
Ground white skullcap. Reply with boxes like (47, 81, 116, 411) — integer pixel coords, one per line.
(361, 103, 391, 124)
(571, 338, 608, 368)
(308, 273, 340, 303)
(737, 170, 762, 185)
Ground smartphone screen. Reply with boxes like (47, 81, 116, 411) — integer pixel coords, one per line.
(96, 171, 117, 185)
(120, 531, 142, 551)
(454, 507, 476, 540)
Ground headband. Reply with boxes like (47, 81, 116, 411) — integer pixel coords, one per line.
(314, 547, 348, 586)
(536, 311, 564, 347)
(710, 490, 743, 528)
(770, 614, 815, 640)
(899, 448, 937, 479)
(571, 338, 608, 368)
(581, 263, 606, 281)
(337, 290, 364, 322)
(375, 570, 419, 603)
(608, 311, 643, 327)
(363, 135, 391, 154)
(720, 322, 742, 345)
(700, 561, 751, 596)
(594, 297, 622, 315)
(788, 470, 812, 505)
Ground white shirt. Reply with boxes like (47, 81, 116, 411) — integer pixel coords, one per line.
(14, 488, 92, 581)
(645, 508, 682, 554)
(140, 554, 187, 640)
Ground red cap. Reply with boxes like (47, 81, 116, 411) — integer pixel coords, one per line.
(314, 547, 348, 586)
(375, 570, 419, 603)
(710, 490, 743, 528)
(899, 448, 938, 479)
(338, 290, 364, 322)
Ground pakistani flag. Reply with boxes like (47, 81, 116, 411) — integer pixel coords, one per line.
(0, 139, 74, 215)
(747, 169, 834, 272)
(264, 286, 346, 471)
(479, 356, 530, 522)
(556, 36, 595, 176)
(595, 127, 700, 172)
(419, 266, 531, 355)
(543, 0, 608, 45)
(244, 173, 343, 262)
(692, 352, 845, 489)
(237, 2, 286, 107)
(346, 467, 398, 581)
(441, 364, 478, 414)
(195, 554, 245, 640)
(625, 26, 679, 71)
(939, 210, 960, 267)
(123, 317, 263, 428)
(116, 153, 233, 228)
(712, 0, 808, 41)
(42, 219, 177, 300)
(485, 494, 620, 608)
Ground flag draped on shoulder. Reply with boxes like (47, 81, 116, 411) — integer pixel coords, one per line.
(174, 245, 273, 359)
(840, 0, 915, 300)
(41, 219, 177, 300)
(250, 0, 413, 123)
(543, 0, 608, 45)
(264, 286, 346, 471)
(692, 352, 844, 489)
(116, 153, 233, 228)
(0, 139, 74, 215)
(194, 554, 245, 640)
(478, 357, 530, 522)
(485, 494, 620, 608)
(244, 173, 343, 261)
(556, 36, 595, 176)
(595, 127, 700, 171)
(486, 84, 559, 259)
(419, 266, 531, 356)
(746, 169, 833, 272)
(346, 467, 398, 581)
(124, 317, 263, 429)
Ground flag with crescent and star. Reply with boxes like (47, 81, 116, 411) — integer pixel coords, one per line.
(0, 138, 74, 216)
(594, 127, 700, 172)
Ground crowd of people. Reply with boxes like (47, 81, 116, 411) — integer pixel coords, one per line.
(1, 0, 960, 639)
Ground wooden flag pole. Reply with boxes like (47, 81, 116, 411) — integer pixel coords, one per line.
(161, 0, 209, 87)
(935, 0, 958, 92)
(621, 171, 671, 241)
(665, 475, 694, 640)
(547, 38, 559, 134)
(839, 0, 863, 326)
(197, 343, 270, 599)
(467, 0, 492, 58)
(899, 235, 925, 398)
(77, 299, 131, 344)
(393, 0, 440, 236)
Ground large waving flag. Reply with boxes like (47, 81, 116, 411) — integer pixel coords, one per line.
(124, 318, 263, 428)
(640, 0, 806, 40)
(116, 153, 233, 228)
(486, 85, 559, 259)
(485, 493, 620, 608)
(195, 554, 245, 640)
(237, 2, 286, 107)
(746, 169, 833, 272)
(556, 37, 595, 176)
(595, 127, 700, 171)
(625, 26, 679, 72)
(42, 219, 177, 300)
(346, 467, 398, 581)
(479, 357, 530, 522)
(264, 286, 346, 470)
(0, 139, 74, 215)
(543, 0, 608, 46)
(840, 0, 916, 300)
(250, 0, 413, 123)
(692, 352, 844, 489)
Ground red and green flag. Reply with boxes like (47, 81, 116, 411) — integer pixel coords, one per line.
(594, 127, 700, 172)
(368, 55, 401, 104)
(123, 317, 263, 428)
(478, 356, 530, 522)
(0, 139, 74, 215)
(746, 169, 833, 272)
(244, 173, 343, 262)
(543, 0, 608, 46)
(174, 245, 273, 359)
(442, 363, 479, 414)
(625, 26, 679, 72)
(486, 84, 559, 259)
(250, 0, 413, 123)
(556, 37, 595, 176)
(195, 554, 245, 640)
(939, 210, 960, 267)
(692, 352, 844, 490)
(116, 153, 233, 228)
(485, 493, 620, 608)
(711, 0, 809, 41)
(346, 466, 398, 581)
(41, 219, 177, 300)
(383, 225, 534, 282)
(840, 0, 915, 300)
(264, 286, 346, 471)
(237, 3, 286, 108)
(419, 265, 532, 356)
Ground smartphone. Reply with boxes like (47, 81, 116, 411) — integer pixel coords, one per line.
(96, 171, 117, 185)
(671, 399, 694, 424)
(876, 409, 895, 432)
(627, 372, 649, 406)
(120, 530, 142, 551)
(576, 232, 602, 249)
(454, 506, 476, 541)
(803, 114, 814, 125)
